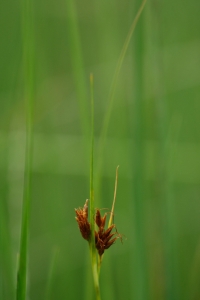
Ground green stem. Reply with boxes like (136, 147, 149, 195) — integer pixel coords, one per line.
(16, 0, 34, 298)
(150, 2, 180, 298)
(45, 247, 59, 300)
(129, 1, 149, 299)
(65, 0, 89, 138)
(89, 74, 101, 300)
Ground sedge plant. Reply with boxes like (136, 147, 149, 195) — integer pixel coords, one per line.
(75, 75, 122, 300)
(74, 0, 147, 298)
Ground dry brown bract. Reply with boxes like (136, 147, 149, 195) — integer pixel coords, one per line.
(75, 199, 91, 241)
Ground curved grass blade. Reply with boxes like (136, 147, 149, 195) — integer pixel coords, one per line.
(96, 0, 147, 186)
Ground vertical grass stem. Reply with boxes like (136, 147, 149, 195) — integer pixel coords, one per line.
(16, 0, 34, 299)
(89, 74, 101, 300)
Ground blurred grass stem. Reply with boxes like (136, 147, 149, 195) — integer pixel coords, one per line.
(66, 0, 89, 138)
(129, 0, 149, 299)
(16, 0, 34, 299)
(150, 2, 180, 297)
(45, 247, 60, 300)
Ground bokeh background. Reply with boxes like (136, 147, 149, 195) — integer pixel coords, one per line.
(1, 0, 200, 299)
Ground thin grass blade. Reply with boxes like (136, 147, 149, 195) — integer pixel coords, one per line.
(96, 0, 147, 196)
(108, 165, 119, 228)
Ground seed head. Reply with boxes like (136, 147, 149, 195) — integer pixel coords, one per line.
(75, 201, 123, 256)
(95, 210, 120, 257)
(75, 199, 91, 241)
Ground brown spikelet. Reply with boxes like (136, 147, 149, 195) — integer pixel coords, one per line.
(94, 210, 121, 257)
(75, 199, 91, 241)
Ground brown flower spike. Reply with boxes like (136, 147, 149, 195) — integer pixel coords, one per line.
(75, 200, 121, 257)
(75, 199, 91, 241)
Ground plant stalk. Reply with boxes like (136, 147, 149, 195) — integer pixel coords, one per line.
(16, 0, 34, 298)
(89, 74, 101, 300)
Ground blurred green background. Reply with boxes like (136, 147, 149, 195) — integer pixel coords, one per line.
(1, 0, 200, 299)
